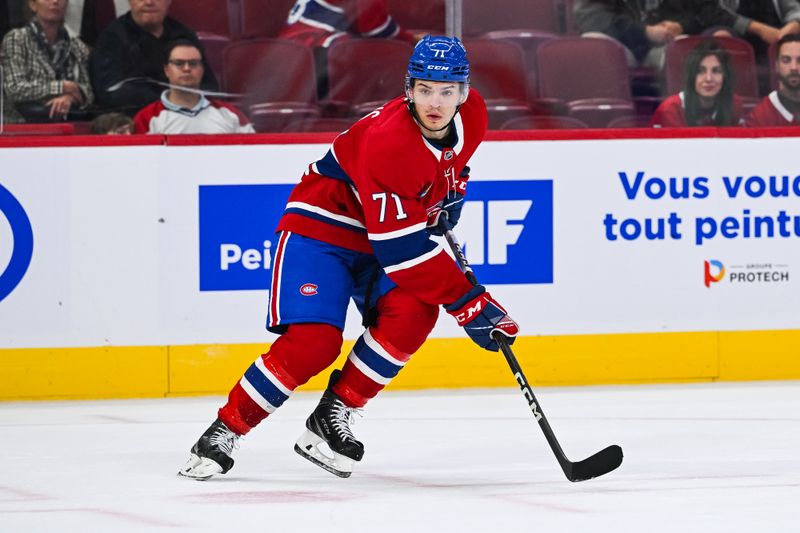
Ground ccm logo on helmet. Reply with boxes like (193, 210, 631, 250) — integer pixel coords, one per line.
(427, 65, 450, 71)
(299, 283, 318, 296)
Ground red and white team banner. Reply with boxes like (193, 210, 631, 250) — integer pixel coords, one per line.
(1, 134, 798, 350)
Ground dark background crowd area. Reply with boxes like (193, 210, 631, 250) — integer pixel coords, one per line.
(0, 0, 796, 135)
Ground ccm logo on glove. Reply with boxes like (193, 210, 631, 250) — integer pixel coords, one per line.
(445, 285, 519, 351)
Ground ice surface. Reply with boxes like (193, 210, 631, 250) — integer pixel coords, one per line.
(1, 382, 798, 532)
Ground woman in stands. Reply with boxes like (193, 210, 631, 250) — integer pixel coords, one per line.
(1, 0, 92, 123)
(650, 40, 745, 127)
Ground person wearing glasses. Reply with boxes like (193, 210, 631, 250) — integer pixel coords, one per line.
(90, 0, 218, 115)
(133, 39, 253, 133)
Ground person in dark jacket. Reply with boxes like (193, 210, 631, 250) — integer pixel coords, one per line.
(89, 0, 218, 114)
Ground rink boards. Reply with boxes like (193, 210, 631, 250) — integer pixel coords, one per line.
(1, 130, 799, 399)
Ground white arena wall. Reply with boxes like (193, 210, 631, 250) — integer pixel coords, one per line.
(1, 129, 798, 400)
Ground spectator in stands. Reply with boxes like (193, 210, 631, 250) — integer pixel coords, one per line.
(90, 0, 218, 114)
(574, 0, 737, 67)
(746, 33, 800, 126)
(650, 40, 744, 126)
(1, 0, 93, 123)
(719, 0, 800, 63)
(279, 0, 416, 49)
(278, 0, 418, 96)
(90, 110, 133, 133)
(133, 40, 254, 134)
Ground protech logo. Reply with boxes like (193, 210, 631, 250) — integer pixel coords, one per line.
(704, 259, 790, 288)
(0, 183, 34, 302)
(198, 180, 553, 291)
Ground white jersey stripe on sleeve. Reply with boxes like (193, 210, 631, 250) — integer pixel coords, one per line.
(286, 202, 366, 228)
(383, 244, 444, 274)
(368, 221, 427, 241)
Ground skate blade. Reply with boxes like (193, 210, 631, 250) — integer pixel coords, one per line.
(177, 453, 223, 481)
(294, 430, 354, 478)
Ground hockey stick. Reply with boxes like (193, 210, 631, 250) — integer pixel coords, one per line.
(440, 224, 623, 482)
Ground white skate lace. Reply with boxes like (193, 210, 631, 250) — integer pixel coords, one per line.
(209, 427, 240, 457)
(330, 400, 362, 442)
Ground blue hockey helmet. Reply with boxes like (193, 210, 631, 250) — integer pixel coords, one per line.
(406, 35, 470, 84)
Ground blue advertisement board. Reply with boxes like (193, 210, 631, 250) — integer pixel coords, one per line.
(199, 180, 553, 291)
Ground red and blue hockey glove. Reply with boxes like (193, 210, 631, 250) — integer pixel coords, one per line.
(445, 285, 519, 351)
(426, 192, 465, 236)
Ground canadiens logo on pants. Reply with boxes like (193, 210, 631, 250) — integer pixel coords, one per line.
(300, 283, 318, 296)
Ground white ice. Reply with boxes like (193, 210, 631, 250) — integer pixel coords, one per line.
(1, 382, 798, 532)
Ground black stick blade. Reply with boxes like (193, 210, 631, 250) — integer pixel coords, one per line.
(566, 445, 623, 482)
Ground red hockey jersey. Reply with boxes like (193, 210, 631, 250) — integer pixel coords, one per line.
(745, 91, 800, 127)
(650, 92, 745, 127)
(277, 91, 489, 306)
(279, 0, 414, 48)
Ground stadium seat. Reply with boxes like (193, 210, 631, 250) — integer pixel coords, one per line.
(326, 39, 414, 116)
(481, 30, 560, 105)
(222, 39, 317, 104)
(197, 33, 231, 83)
(537, 37, 635, 127)
(0, 123, 76, 136)
(501, 115, 588, 129)
(463, 0, 561, 37)
(283, 117, 357, 133)
(465, 39, 535, 128)
(222, 39, 318, 131)
(250, 103, 321, 132)
(168, 0, 236, 37)
(386, 0, 445, 34)
(606, 115, 653, 128)
(237, 0, 297, 39)
(663, 37, 760, 100)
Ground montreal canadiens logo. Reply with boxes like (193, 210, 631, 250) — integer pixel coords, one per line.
(299, 283, 318, 296)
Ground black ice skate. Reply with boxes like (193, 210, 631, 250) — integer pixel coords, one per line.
(294, 370, 364, 478)
(178, 418, 240, 480)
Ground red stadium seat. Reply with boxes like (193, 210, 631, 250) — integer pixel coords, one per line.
(463, 0, 561, 37)
(283, 117, 357, 133)
(501, 115, 588, 129)
(250, 103, 321, 132)
(238, 0, 296, 39)
(222, 39, 317, 104)
(197, 32, 231, 82)
(0, 123, 75, 136)
(537, 37, 634, 127)
(465, 39, 535, 128)
(386, 0, 445, 34)
(168, 0, 236, 37)
(222, 39, 319, 131)
(663, 36, 759, 100)
(481, 30, 560, 106)
(326, 39, 414, 116)
(606, 115, 653, 128)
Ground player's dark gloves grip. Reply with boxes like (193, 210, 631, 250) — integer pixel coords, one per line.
(445, 285, 519, 351)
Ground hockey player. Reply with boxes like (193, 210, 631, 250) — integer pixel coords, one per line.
(179, 35, 519, 480)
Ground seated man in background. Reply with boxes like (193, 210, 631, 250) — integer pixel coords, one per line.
(1, 0, 93, 123)
(720, 0, 800, 63)
(574, 0, 738, 67)
(90, 111, 134, 133)
(134, 40, 254, 134)
(90, 0, 218, 115)
(746, 33, 800, 126)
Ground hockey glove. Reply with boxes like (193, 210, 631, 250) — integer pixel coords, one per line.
(427, 166, 469, 236)
(445, 285, 519, 352)
(426, 192, 465, 236)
